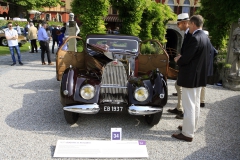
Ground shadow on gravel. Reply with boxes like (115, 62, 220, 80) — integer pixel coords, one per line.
(5, 77, 176, 143)
(184, 94, 240, 160)
(5, 76, 240, 159)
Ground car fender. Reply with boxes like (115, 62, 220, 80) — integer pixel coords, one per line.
(60, 67, 78, 106)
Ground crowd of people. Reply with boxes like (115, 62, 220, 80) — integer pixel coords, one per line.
(5, 21, 67, 66)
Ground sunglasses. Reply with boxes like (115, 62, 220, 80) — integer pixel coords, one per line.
(8, 25, 12, 27)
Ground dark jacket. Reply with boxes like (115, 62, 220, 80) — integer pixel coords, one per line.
(177, 30, 211, 88)
(51, 27, 59, 40)
(207, 44, 218, 76)
(181, 32, 192, 55)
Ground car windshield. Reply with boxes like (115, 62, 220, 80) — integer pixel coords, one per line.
(86, 38, 139, 53)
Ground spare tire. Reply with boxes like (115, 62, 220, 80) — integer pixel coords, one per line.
(1, 37, 8, 46)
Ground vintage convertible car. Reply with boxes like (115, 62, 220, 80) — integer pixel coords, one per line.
(0, 29, 27, 47)
(56, 34, 169, 126)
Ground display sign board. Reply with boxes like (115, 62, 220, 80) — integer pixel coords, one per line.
(111, 128, 122, 141)
(54, 140, 148, 158)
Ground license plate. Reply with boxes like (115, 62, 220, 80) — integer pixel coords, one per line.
(103, 106, 123, 112)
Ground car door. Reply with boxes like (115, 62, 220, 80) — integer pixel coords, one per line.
(56, 36, 86, 81)
(138, 40, 169, 78)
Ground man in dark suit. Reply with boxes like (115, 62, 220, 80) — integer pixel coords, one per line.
(51, 25, 59, 54)
(172, 15, 211, 142)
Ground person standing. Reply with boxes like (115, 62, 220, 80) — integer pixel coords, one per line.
(60, 23, 66, 35)
(15, 23, 22, 35)
(167, 13, 192, 119)
(200, 30, 218, 107)
(37, 22, 53, 65)
(51, 25, 59, 54)
(5, 22, 23, 66)
(28, 22, 38, 53)
(172, 15, 211, 142)
(24, 21, 30, 37)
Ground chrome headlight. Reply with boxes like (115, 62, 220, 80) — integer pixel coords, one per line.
(134, 87, 149, 102)
(80, 85, 95, 100)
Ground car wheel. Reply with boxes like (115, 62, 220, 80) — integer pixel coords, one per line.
(1, 37, 8, 46)
(145, 111, 163, 126)
(64, 110, 79, 124)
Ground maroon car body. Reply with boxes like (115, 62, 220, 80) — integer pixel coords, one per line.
(56, 34, 169, 126)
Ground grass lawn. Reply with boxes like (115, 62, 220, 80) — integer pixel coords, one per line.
(0, 42, 39, 56)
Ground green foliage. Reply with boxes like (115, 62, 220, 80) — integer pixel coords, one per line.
(47, 21, 63, 27)
(141, 43, 156, 54)
(215, 49, 227, 70)
(110, 0, 146, 36)
(140, 41, 164, 55)
(151, 4, 176, 44)
(0, 20, 61, 28)
(0, 20, 7, 28)
(138, 1, 156, 40)
(71, 0, 109, 40)
(224, 63, 232, 69)
(3, 0, 62, 10)
(139, 1, 177, 43)
(198, 0, 240, 50)
(0, 42, 32, 56)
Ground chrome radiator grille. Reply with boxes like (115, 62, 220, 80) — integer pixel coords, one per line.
(100, 60, 128, 103)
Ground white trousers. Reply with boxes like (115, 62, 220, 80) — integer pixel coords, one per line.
(175, 81, 183, 112)
(182, 87, 201, 138)
(200, 87, 206, 103)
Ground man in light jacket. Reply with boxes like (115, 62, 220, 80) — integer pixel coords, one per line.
(28, 22, 38, 53)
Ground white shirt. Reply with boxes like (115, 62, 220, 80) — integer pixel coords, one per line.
(185, 28, 189, 34)
(5, 28, 18, 46)
(16, 25, 21, 34)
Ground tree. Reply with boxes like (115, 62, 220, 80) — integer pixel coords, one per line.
(198, 0, 240, 49)
(71, 0, 109, 39)
(109, 0, 146, 36)
(3, 0, 62, 10)
(139, 1, 176, 43)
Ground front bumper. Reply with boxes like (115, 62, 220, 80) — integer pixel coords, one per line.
(63, 104, 100, 114)
(63, 104, 162, 115)
(128, 105, 162, 115)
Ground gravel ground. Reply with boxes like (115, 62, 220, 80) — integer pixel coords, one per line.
(0, 48, 240, 160)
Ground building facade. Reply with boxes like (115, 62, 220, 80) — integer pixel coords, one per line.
(29, 0, 73, 23)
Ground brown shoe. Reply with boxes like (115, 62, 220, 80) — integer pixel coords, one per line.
(178, 125, 182, 131)
(167, 108, 183, 115)
(172, 133, 193, 142)
(42, 62, 46, 65)
(48, 62, 54, 65)
(175, 113, 184, 119)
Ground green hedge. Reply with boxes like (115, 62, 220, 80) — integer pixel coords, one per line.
(0, 20, 62, 28)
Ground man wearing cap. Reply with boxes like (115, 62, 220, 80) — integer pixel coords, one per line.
(38, 22, 53, 65)
(172, 15, 211, 142)
(167, 13, 191, 119)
